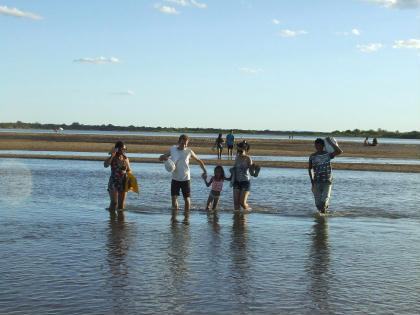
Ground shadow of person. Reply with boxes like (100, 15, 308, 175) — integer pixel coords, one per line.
(306, 216, 332, 314)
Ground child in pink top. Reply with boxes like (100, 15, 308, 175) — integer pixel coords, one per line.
(202, 165, 229, 211)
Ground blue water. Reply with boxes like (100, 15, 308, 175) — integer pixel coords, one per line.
(0, 159, 419, 314)
(1, 150, 419, 165)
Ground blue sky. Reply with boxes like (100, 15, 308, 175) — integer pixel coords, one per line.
(0, 0, 419, 131)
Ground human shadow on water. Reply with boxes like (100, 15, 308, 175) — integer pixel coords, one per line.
(306, 216, 332, 314)
(229, 212, 252, 306)
(106, 211, 134, 313)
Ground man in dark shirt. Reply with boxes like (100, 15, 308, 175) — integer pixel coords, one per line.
(308, 138, 343, 213)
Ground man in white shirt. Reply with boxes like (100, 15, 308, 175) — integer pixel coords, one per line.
(160, 134, 207, 223)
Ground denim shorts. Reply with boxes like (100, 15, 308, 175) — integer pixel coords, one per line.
(232, 180, 250, 192)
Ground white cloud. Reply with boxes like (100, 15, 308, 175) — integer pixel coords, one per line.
(73, 57, 121, 64)
(357, 43, 384, 53)
(164, 0, 207, 9)
(336, 28, 361, 36)
(239, 67, 263, 74)
(0, 5, 42, 20)
(155, 4, 180, 14)
(365, 0, 420, 9)
(279, 29, 308, 38)
(393, 39, 420, 49)
(272, 19, 281, 25)
(112, 90, 135, 96)
(190, 0, 207, 9)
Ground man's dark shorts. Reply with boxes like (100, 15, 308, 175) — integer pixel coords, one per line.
(171, 180, 191, 198)
(227, 144, 234, 150)
(232, 180, 251, 192)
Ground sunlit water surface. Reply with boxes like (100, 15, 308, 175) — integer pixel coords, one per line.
(0, 159, 419, 314)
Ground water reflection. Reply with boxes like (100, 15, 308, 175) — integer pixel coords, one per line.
(106, 211, 132, 313)
(230, 213, 251, 306)
(307, 216, 331, 314)
(166, 223, 191, 296)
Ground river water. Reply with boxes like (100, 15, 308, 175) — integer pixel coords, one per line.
(0, 159, 419, 314)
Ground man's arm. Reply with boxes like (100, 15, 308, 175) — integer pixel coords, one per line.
(159, 152, 171, 161)
(308, 158, 314, 185)
(191, 151, 207, 174)
(327, 137, 343, 158)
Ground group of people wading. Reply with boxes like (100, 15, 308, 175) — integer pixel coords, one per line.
(104, 134, 342, 223)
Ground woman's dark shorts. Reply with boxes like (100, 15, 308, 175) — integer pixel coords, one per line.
(171, 180, 191, 198)
(232, 180, 251, 192)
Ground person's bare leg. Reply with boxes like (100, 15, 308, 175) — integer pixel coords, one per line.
(171, 195, 179, 223)
(233, 189, 241, 210)
(206, 195, 213, 211)
(117, 191, 127, 210)
(240, 191, 251, 210)
(212, 197, 220, 211)
(183, 197, 191, 223)
(109, 190, 118, 211)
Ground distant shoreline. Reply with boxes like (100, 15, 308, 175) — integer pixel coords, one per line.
(1, 122, 419, 139)
(0, 132, 419, 173)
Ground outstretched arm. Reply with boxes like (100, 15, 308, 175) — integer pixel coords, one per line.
(191, 151, 207, 175)
(308, 159, 314, 185)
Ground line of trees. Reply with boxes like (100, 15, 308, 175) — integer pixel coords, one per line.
(0, 121, 418, 139)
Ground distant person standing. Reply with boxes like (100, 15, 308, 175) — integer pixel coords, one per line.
(364, 137, 370, 146)
(160, 134, 207, 224)
(215, 133, 224, 159)
(372, 137, 378, 146)
(104, 141, 131, 211)
(308, 138, 343, 214)
(226, 130, 235, 159)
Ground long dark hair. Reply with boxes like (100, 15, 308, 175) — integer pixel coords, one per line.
(114, 141, 127, 158)
(214, 165, 225, 179)
(237, 140, 250, 152)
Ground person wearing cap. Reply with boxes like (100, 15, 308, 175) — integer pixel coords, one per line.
(308, 138, 343, 213)
(159, 134, 207, 223)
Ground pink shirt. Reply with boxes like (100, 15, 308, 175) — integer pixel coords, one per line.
(211, 177, 224, 192)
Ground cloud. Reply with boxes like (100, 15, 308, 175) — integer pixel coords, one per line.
(164, 0, 207, 9)
(357, 43, 384, 53)
(364, 0, 420, 9)
(336, 28, 361, 36)
(155, 4, 180, 14)
(239, 67, 263, 74)
(112, 90, 135, 96)
(0, 5, 42, 20)
(279, 29, 308, 38)
(272, 18, 281, 25)
(73, 57, 121, 64)
(393, 39, 420, 49)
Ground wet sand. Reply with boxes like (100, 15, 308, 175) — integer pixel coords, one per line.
(0, 132, 419, 172)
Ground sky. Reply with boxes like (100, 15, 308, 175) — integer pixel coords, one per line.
(0, 0, 419, 132)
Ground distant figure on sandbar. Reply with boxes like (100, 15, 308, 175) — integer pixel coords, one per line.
(308, 138, 343, 214)
(371, 137, 378, 146)
(231, 140, 260, 212)
(215, 133, 224, 159)
(226, 130, 235, 159)
(104, 141, 131, 212)
(160, 134, 207, 224)
(364, 137, 370, 146)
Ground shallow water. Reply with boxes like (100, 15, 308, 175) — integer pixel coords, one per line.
(2, 150, 420, 165)
(0, 159, 419, 314)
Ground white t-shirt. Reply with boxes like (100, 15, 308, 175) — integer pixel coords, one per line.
(170, 145, 193, 181)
